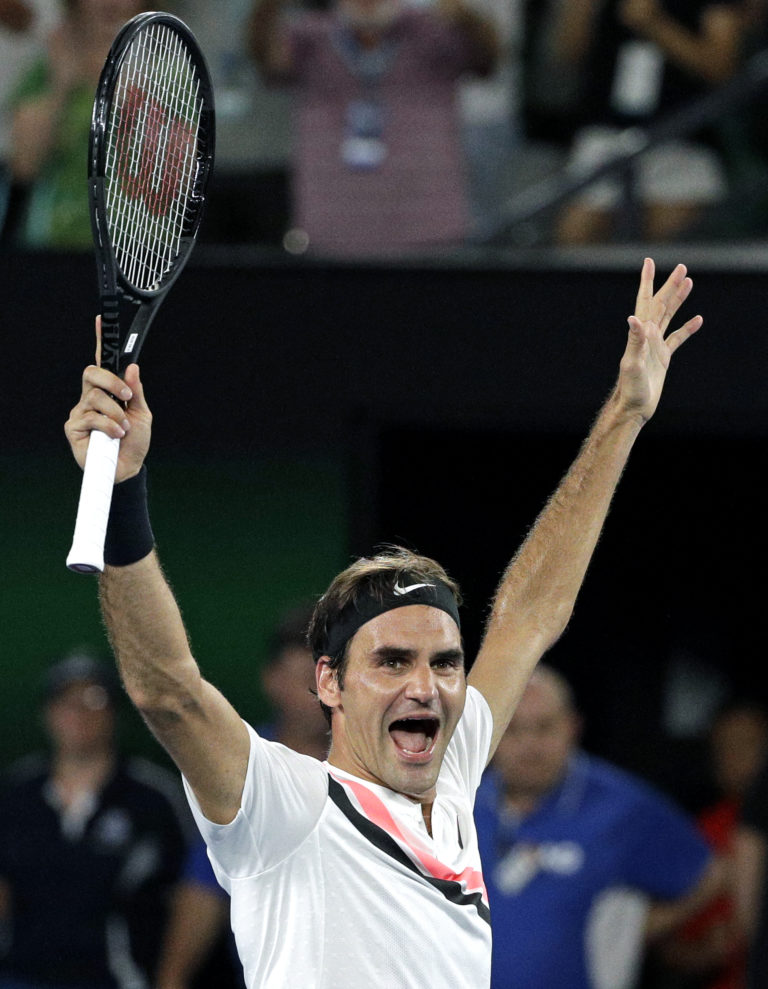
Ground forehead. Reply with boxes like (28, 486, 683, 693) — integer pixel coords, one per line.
(48, 680, 111, 709)
(348, 605, 461, 657)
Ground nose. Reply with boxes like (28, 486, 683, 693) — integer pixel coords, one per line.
(404, 664, 438, 704)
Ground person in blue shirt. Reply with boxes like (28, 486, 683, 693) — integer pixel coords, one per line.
(475, 664, 726, 989)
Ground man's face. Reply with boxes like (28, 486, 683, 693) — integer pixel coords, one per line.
(318, 605, 466, 803)
(492, 675, 579, 800)
(44, 679, 114, 757)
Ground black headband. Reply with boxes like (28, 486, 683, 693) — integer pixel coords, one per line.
(315, 575, 461, 661)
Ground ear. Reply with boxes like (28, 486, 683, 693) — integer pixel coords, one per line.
(316, 658, 341, 710)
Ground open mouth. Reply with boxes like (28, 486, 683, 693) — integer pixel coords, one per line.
(389, 717, 440, 758)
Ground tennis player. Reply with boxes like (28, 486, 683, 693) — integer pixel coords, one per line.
(64, 258, 701, 988)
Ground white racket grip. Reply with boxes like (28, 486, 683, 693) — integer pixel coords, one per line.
(66, 429, 121, 573)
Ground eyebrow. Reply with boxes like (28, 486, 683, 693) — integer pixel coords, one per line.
(370, 646, 465, 664)
(433, 648, 465, 665)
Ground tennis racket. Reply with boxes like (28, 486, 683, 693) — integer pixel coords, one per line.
(67, 11, 215, 574)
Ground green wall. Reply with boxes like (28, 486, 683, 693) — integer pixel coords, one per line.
(0, 454, 347, 769)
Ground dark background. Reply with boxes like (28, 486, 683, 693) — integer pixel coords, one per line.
(2, 244, 766, 808)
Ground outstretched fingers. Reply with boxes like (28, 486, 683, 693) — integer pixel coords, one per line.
(634, 257, 655, 321)
(656, 265, 694, 333)
(627, 306, 702, 363)
(635, 258, 698, 338)
(665, 314, 703, 356)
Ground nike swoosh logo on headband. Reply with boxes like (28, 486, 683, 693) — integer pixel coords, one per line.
(393, 582, 434, 596)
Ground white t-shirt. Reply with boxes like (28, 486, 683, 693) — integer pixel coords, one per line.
(184, 685, 494, 988)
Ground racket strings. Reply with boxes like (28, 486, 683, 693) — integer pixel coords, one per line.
(105, 23, 204, 292)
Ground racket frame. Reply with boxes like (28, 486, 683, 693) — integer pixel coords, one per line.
(67, 11, 215, 574)
(89, 11, 215, 376)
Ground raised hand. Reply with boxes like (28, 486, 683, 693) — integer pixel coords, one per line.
(616, 257, 703, 424)
(64, 320, 152, 483)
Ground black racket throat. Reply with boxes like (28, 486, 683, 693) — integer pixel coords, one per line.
(98, 291, 156, 376)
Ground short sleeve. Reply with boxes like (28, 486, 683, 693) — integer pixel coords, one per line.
(182, 722, 328, 885)
(440, 685, 494, 802)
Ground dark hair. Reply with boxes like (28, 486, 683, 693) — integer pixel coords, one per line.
(308, 546, 461, 723)
(42, 653, 120, 705)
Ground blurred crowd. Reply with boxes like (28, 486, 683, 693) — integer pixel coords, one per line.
(4, 3, 768, 987)
(4, 623, 768, 989)
(2, 0, 768, 255)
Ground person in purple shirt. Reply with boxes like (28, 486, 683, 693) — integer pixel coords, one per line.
(246, 0, 498, 256)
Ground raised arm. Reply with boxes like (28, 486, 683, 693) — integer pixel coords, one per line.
(64, 354, 250, 826)
(618, 0, 745, 86)
(467, 258, 702, 758)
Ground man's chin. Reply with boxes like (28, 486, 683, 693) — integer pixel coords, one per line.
(390, 762, 439, 802)
(507, 775, 560, 798)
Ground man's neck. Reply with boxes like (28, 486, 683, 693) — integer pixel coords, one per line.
(324, 750, 437, 835)
(51, 750, 114, 807)
(501, 790, 543, 820)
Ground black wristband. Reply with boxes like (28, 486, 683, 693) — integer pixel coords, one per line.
(104, 465, 155, 566)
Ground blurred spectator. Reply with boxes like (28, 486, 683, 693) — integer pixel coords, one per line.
(0, 0, 62, 242)
(552, 0, 748, 244)
(246, 0, 499, 256)
(169, 0, 294, 246)
(154, 605, 328, 989)
(650, 700, 768, 988)
(0, 652, 190, 989)
(8, 0, 146, 248)
(456, 0, 524, 233)
(474, 665, 726, 989)
(734, 755, 768, 988)
(520, 0, 591, 149)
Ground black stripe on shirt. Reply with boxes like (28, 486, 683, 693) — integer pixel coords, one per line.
(328, 776, 490, 925)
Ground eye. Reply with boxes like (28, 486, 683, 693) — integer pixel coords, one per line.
(432, 655, 463, 672)
(379, 655, 407, 670)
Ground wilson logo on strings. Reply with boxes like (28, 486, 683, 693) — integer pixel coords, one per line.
(114, 85, 196, 218)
